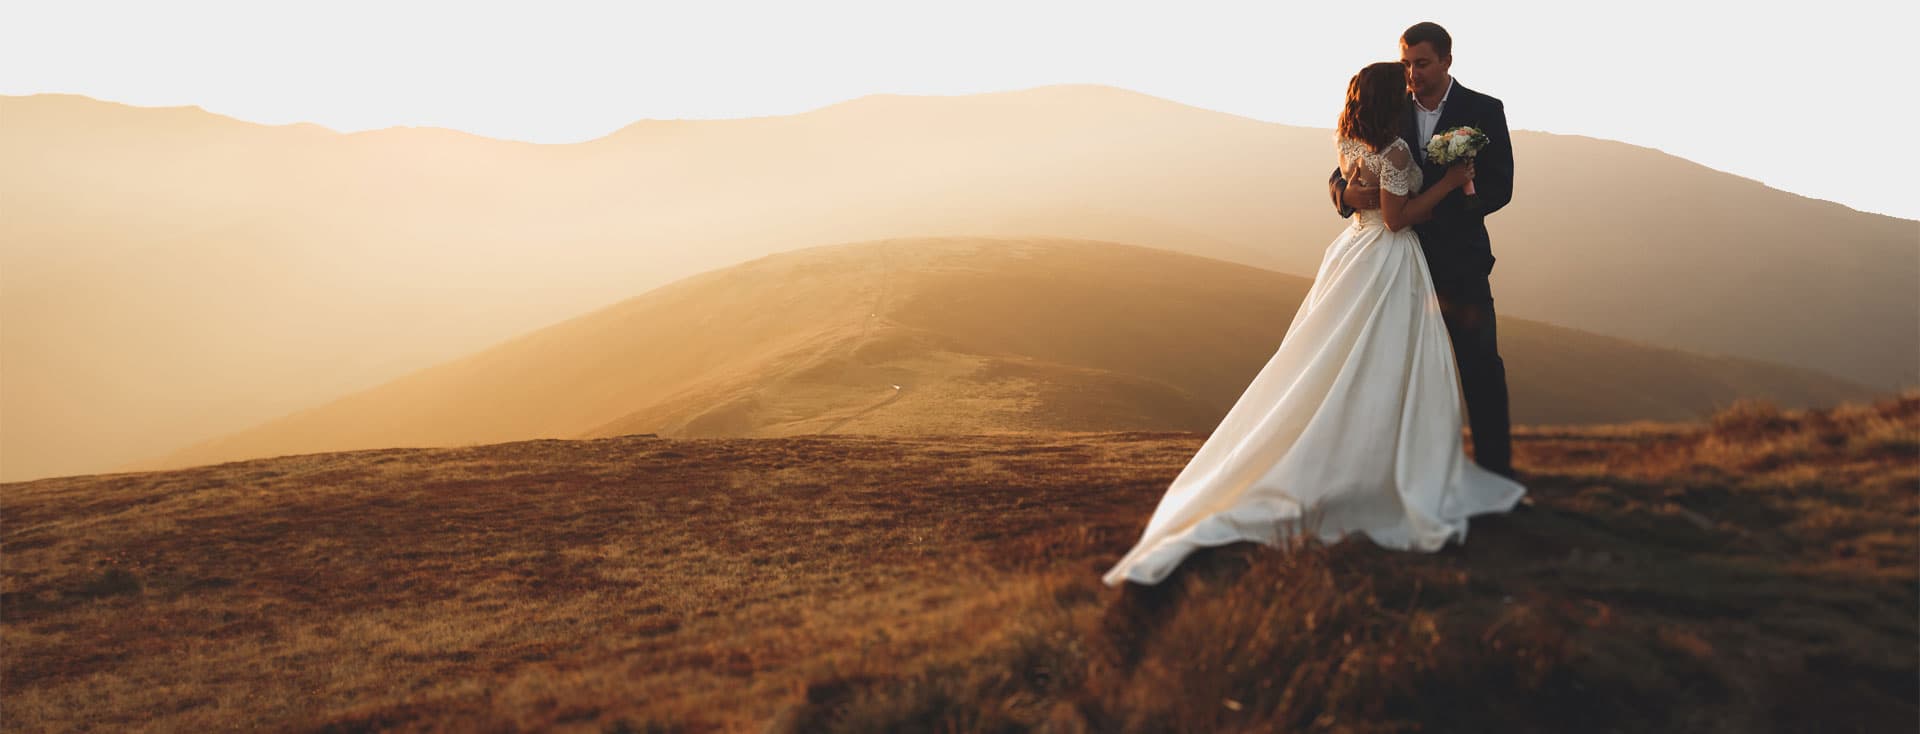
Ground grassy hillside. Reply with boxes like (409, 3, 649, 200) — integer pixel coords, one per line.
(142, 238, 1875, 473)
(8, 87, 1914, 481)
(3, 393, 1913, 732)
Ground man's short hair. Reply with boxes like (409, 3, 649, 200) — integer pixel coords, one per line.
(1401, 22, 1452, 58)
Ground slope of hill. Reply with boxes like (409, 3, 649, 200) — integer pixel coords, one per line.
(5, 86, 1913, 481)
(4, 395, 1913, 731)
(138, 237, 1875, 473)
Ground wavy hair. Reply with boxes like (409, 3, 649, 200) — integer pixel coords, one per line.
(1336, 61, 1409, 152)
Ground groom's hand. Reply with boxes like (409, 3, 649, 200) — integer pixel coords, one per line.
(1343, 182, 1379, 210)
(1329, 168, 1353, 218)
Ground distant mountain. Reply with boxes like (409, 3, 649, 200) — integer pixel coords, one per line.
(5, 86, 1911, 480)
(136, 238, 1874, 472)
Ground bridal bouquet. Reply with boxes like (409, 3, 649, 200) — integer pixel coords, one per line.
(1426, 125, 1489, 209)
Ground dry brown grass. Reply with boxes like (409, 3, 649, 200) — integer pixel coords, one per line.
(4, 393, 1915, 732)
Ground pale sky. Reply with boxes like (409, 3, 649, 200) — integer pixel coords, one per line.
(4, 0, 1917, 220)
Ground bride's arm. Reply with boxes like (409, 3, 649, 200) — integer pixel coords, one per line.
(1382, 158, 1471, 232)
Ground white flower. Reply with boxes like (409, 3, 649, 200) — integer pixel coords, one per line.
(1448, 136, 1469, 156)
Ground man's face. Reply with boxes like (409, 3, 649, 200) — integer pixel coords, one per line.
(1399, 41, 1451, 98)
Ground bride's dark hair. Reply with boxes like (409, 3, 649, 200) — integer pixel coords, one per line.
(1337, 62, 1409, 151)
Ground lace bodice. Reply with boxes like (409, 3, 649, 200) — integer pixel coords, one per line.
(1339, 137, 1423, 225)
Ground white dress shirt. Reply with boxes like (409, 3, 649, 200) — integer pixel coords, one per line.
(1413, 76, 1455, 150)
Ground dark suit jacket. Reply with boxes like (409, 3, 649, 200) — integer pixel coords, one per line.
(1329, 79, 1513, 304)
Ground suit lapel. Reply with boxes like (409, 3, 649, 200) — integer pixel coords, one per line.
(1435, 80, 1473, 138)
(1423, 79, 1473, 179)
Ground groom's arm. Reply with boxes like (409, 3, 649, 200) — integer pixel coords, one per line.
(1476, 98, 1515, 215)
(1329, 168, 1354, 218)
(1329, 169, 1377, 217)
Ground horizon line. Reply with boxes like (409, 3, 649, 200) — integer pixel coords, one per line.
(7, 84, 1913, 222)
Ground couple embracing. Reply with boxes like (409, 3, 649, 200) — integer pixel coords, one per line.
(1105, 22, 1524, 586)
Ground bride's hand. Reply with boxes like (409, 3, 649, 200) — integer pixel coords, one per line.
(1442, 160, 1475, 191)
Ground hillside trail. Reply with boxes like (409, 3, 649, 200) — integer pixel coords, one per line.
(816, 243, 908, 434)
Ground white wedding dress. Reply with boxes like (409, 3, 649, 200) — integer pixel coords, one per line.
(1102, 136, 1526, 587)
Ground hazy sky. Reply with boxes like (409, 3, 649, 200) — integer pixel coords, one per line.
(5, 0, 1917, 220)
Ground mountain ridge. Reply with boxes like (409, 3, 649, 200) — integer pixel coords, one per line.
(5, 86, 1911, 481)
(129, 237, 1877, 475)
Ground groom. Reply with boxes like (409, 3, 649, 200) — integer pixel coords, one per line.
(1329, 21, 1517, 480)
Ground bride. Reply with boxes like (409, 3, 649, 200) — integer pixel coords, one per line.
(1102, 62, 1527, 587)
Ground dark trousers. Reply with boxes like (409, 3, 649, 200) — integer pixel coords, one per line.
(1437, 297, 1513, 476)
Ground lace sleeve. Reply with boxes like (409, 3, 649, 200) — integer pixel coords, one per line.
(1378, 139, 1416, 197)
(1337, 138, 1364, 180)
